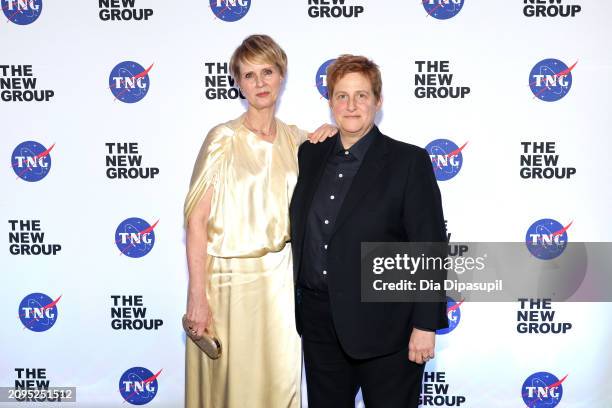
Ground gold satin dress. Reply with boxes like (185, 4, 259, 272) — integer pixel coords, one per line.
(184, 115, 306, 408)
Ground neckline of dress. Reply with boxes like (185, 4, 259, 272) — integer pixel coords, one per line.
(240, 114, 279, 146)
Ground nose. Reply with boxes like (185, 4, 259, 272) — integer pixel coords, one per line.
(347, 97, 357, 111)
(255, 74, 264, 88)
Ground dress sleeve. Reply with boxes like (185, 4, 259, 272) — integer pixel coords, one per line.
(183, 125, 231, 224)
(288, 125, 309, 147)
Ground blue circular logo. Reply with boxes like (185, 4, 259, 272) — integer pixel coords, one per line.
(315, 59, 336, 100)
(529, 59, 575, 102)
(119, 367, 161, 405)
(521, 372, 566, 408)
(425, 139, 466, 181)
(11, 141, 53, 182)
(109, 61, 152, 103)
(18, 292, 59, 332)
(436, 297, 461, 335)
(422, 0, 464, 20)
(115, 218, 157, 258)
(525, 218, 571, 260)
(3, 0, 42, 25)
(209, 0, 250, 22)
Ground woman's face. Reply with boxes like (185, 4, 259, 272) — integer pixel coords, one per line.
(329, 72, 381, 137)
(237, 60, 283, 110)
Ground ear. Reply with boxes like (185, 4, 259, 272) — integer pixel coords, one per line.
(376, 95, 383, 111)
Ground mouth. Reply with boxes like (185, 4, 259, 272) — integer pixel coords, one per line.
(256, 92, 270, 97)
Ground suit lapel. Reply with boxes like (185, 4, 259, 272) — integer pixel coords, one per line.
(331, 132, 390, 238)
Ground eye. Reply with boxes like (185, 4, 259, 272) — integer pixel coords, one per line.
(263, 68, 273, 75)
(244, 72, 253, 79)
(358, 92, 368, 100)
(336, 94, 347, 100)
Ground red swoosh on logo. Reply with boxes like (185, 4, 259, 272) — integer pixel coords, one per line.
(134, 63, 154, 80)
(447, 141, 468, 159)
(552, 221, 573, 237)
(447, 299, 464, 313)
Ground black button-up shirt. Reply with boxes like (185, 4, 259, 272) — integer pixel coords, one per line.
(298, 126, 377, 291)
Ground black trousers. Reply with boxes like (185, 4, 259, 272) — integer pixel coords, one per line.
(298, 286, 425, 408)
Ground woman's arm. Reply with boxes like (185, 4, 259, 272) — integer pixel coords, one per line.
(185, 186, 214, 337)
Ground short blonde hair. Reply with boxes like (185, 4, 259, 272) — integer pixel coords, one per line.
(229, 34, 288, 79)
(327, 54, 382, 102)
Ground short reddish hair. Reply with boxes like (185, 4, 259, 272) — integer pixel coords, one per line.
(326, 54, 382, 101)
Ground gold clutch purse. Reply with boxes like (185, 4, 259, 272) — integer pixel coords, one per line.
(182, 314, 222, 360)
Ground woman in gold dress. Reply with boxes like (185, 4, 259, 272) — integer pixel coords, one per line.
(183, 35, 336, 408)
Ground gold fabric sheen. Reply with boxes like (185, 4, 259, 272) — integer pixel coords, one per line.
(184, 115, 306, 408)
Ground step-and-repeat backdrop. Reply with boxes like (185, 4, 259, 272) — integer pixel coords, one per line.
(2, 1, 612, 407)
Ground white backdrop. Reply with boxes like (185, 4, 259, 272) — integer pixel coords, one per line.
(2, 0, 612, 407)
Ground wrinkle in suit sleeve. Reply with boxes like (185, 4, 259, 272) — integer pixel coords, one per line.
(402, 148, 449, 331)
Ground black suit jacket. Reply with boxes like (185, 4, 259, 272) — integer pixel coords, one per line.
(289, 127, 448, 359)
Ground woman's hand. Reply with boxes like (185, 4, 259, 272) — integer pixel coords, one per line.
(307, 124, 338, 143)
(186, 288, 212, 338)
(408, 328, 436, 364)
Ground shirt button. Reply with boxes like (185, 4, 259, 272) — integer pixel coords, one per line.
(324, 244, 328, 250)
(338, 173, 343, 178)
(322, 270, 328, 275)
(344, 151, 349, 155)
(330, 195, 335, 200)
(324, 219, 329, 225)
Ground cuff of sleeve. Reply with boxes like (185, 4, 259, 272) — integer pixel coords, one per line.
(413, 325, 435, 332)
(412, 301, 449, 331)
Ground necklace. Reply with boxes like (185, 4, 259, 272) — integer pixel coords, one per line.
(244, 116, 276, 139)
